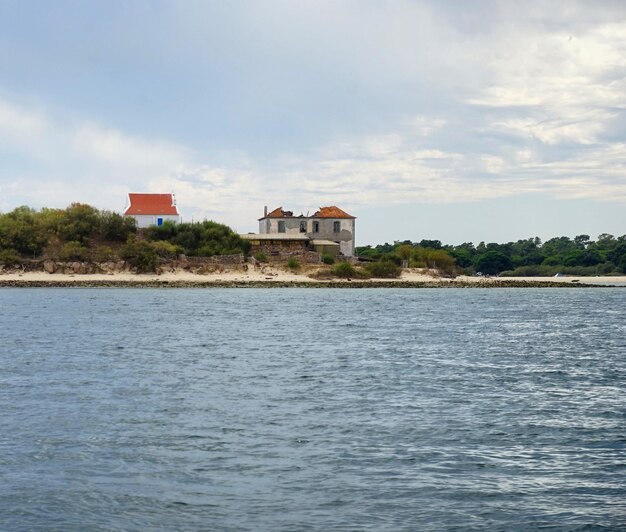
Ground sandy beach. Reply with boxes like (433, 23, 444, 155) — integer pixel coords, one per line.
(0, 267, 624, 287)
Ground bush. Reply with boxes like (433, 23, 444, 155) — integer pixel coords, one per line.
(151, 240, 180, 258)
(287, 257, 300, 270)
(94, 246, 116, 262)
(364, 260, 401, 278)
(60, 241, 89, 261)
(331, 261, 356, 278)
(57, 203, 100, 244)
(99, 211, 136, 241)
(321, 253, 335, 265)
(0, 248, 20, 264)
(120, 238, 158, 273)
(254, 251, 268, 263)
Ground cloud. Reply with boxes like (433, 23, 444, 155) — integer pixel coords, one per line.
(1, 1, 625, 234)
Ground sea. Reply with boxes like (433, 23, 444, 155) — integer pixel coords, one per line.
(1, 287, 625, 531)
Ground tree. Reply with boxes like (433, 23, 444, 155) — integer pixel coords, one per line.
(474, 250, 512, 275)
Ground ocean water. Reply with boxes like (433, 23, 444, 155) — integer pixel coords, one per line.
(1, 287, 624, 531)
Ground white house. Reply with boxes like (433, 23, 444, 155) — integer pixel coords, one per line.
(124, 193, 181, 228)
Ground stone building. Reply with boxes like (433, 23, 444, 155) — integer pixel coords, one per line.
(257, 206, 356, 256)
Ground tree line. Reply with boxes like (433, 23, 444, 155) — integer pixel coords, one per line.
(357, 234, 626, 276)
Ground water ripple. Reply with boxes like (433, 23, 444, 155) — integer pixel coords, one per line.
(0, 288, 625, 531)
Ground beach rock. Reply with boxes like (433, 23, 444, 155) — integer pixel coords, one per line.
(43, 260, 56, 274)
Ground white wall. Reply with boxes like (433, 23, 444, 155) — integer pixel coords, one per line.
(131, 214, 181, 228)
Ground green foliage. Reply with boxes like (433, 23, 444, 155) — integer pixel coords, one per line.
(151, 240, 180, 258)
(475, 250, 513, 275)
(0, 206, 48, 255)
(60, 241, 90, 261)
(144, 220, 245, 257)
(94, 246, 116, 262)
(321, 253, 335, 265)
(99, 211, 136, 241)
(0, 248, 20, 264)
(287, 257, 300, 270)
(331, 261, 357, 278)
(120, 238, 159, 273)
(254, 251, 268, 262)
(355, 245, 381, 260)
(414, 248, 457, 275)
(55, 203, 100, 243)
(364, 260, 401, 278)
(356, 233, 626, 276)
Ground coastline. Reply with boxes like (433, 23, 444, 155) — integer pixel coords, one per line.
(1, 270, 624, 288)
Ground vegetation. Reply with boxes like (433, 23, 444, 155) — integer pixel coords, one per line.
(357, 234, 626, 276)
(331, 261, 358, 278)
(2, 203, 625, 278)
(143, 220, 247, 257)
(287, 257, 300, 270)
(0, 204, 249, 272)
(321, 253, 335, 265)
(120, 237, 159, 273)
(364, 259, 401, 278)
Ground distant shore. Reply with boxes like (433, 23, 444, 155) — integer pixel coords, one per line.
(1, 270, 624, 288)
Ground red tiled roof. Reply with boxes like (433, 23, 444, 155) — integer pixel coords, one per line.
(266, 207, 286, 218)
(124, 193, 179, 215)
(313, 206, 355, 219)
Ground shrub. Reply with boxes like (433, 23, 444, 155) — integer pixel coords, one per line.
(99, 211, 136, 241)
(120, 238, 158, 273)
(364, 260, 401, 278)
(151, 240, 179, 258)
(60, 241, 89, 261)
(331, 261, 356, 278)
(321, 253, 335, 265)
(0, 248, 20, 264)
(94, 246, 116, 262)
(287, 257, 300, 270)
(254, 251, 268, 263)
(57, 203, 100, 243)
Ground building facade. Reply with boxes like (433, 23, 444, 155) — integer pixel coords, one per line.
(258, 206, 356, 256)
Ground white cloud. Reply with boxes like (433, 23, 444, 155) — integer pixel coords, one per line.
(1, 2, 626, 233)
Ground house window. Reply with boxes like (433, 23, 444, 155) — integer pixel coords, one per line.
(313, 221, 319, 233)
(300, 221, 306, 233)
(278, 221, 286, 233)
(333, 221, 340, 233)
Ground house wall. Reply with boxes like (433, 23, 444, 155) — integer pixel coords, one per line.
(130, 214, 180, 228)
(259, 218, 355, 256)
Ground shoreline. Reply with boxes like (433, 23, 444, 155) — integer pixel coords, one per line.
(1, 271, 624, 288)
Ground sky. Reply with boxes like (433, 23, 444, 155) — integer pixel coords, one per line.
(0, 0, 625, 246)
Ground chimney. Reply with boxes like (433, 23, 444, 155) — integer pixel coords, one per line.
(264, 205, 268, 217)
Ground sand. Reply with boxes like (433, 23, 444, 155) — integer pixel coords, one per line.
(0, 266, 624, 287)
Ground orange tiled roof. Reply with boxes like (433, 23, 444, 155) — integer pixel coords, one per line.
(266, 207, 286, 218)
(124, 193, 179, 215)
(313, 206, 355, 219)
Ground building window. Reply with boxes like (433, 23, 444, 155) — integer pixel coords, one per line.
(278, 221, 286, 233)
(300, 221, 306, 233)
(333, 221, 340, 233)
(313, 221, 319, 233)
